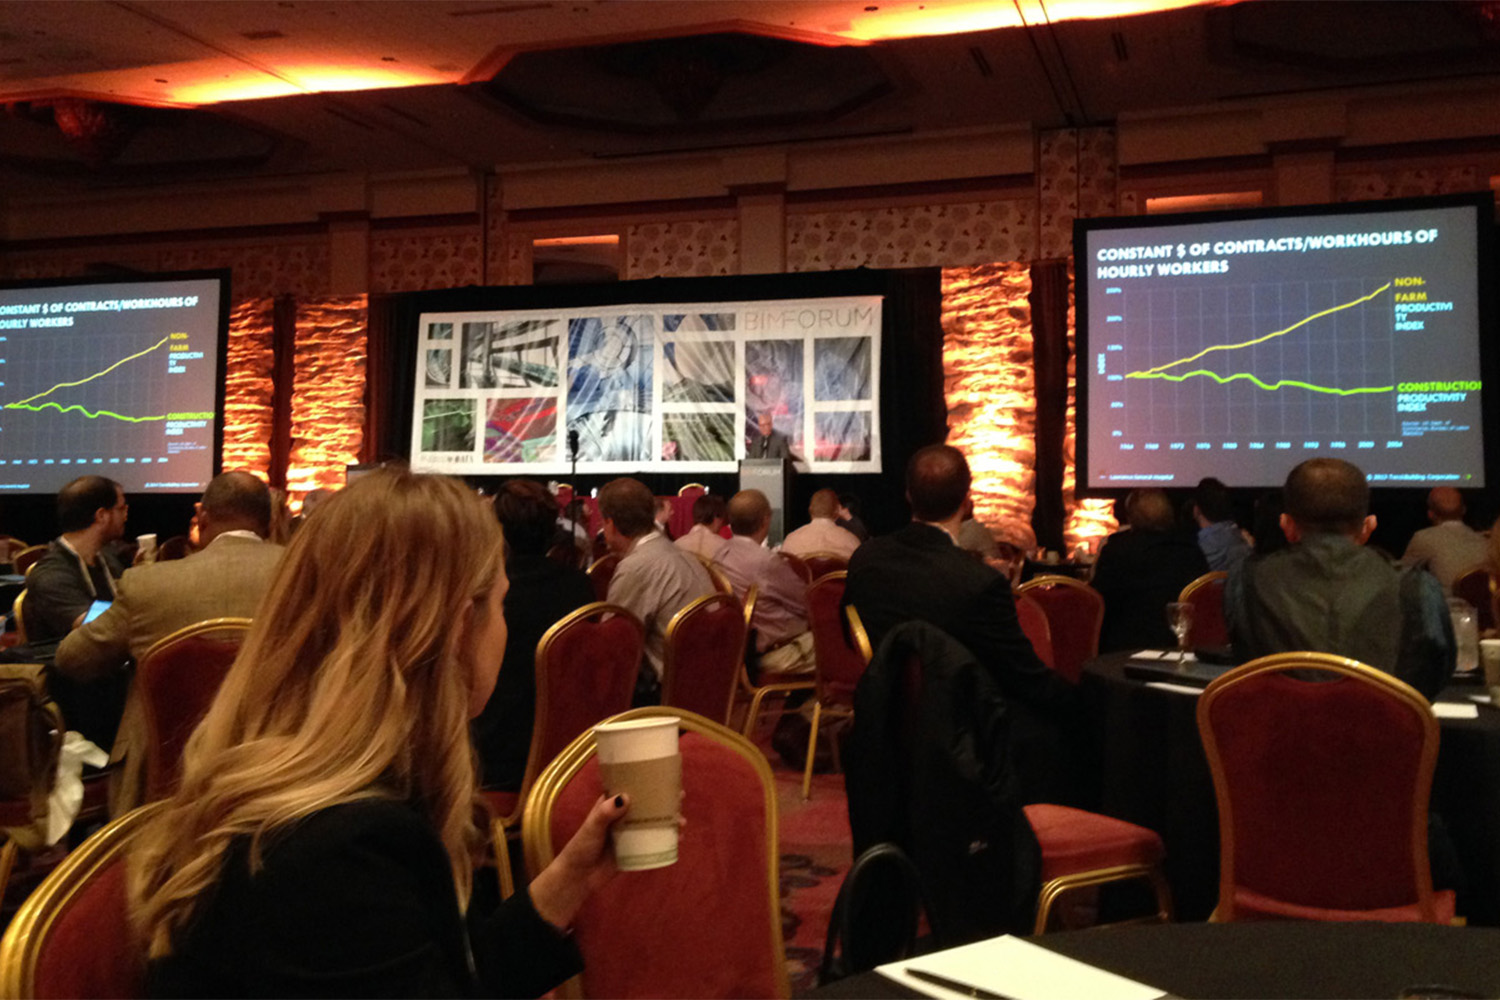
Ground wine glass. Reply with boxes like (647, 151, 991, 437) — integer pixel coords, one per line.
(1165, 601, 1195, 665)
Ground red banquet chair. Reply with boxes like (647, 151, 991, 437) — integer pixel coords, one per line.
(1451, 566, 1496, 632)
(1014, 575, 1103, 683)
(0, 803, 161, 998)
(661, 592, 748, 726)
(1013, 592, 1055, 671)
(1178, 571, 1229, 648)
(139, 617, 252, 801)
(778, 551, 813, 585)
(523, 708, 790, 1000)
(799, 551, 849, 581)
(731, 587, 816, 740)
(1197, 652, 1456, 923)
(486, 602, 644, 898)
(585, 553, 620, 603)
(802, 572, 873, 800)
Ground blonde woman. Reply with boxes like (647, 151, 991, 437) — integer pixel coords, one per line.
(130, 468, 627, 997)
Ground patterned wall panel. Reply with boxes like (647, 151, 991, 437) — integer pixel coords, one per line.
(221, 297, 275, 479)
(941, 262, 1037, 545)
(787, 200, 1033, 272)
(287, 296, 366, 500)
(1061, 258, 1117, 551)
(1335, 165, 1484, 202)
(1038, 126, 1118, 260)
(370, 232, 482, 293)
(157, 242, 330, 300)
(625, 219, 739, 278)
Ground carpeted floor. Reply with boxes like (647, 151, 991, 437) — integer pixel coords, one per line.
(765, 743, 854, 994)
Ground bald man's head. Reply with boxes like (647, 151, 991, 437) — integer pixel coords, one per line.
(728, 489, 772, 538)
(1427, 487, 1465, 523)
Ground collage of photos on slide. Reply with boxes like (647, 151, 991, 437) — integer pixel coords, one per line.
(661, 313, 735, 462)
(421, 319, 564, 463)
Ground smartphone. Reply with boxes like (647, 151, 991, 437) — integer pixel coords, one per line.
(83, 600, 111, 624)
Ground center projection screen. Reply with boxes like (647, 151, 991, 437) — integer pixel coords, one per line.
(409, 295, 883, 476)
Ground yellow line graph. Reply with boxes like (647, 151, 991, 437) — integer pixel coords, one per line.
(4, 335, 174, 410)
(5, 401, 168, 422)
(1127, 283, 1392, 378)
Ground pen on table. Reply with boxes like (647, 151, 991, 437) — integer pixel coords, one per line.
(905, 967, 1019, 1000)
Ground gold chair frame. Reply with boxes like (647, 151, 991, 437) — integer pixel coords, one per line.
(14, 547, 47, 579)
(1033, 859, 1173, 934)
(491, 602, 644, 900)
(1197, 651, 1444, 923)
(0, 801, 162, 998)
(1014, 574, 1104, 664)
(690, 553, 734, 596)
(661, 592, 747, 726)
(733, 586, 816, 738)
(801, 603, 871, 801)
(12, 589, 28, 646)
(1178, 570, 1228, 603)
(677, 483, 707, 495)
(521, 707, 790, 1000)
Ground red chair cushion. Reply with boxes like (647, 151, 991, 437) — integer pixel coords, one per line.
(1024, 804, 1164, 881)
(806, 577, 864, 698)
(1185, 577, 1228, 647)
(141, 636, 241, 798)
(664, 599, 744, 723)
(1022, 585, 1101, 684)
(1231, 886, 1456, 924)
(31, 858, 145, 998)
(548, 733, 782, 999)
(536, 613, 641, 771)
(479, 788, 518, 818)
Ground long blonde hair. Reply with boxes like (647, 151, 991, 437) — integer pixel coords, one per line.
(129, 468, 503, 958)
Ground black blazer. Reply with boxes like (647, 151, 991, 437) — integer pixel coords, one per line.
(149, 799, 582, 998)
(843, 522, 1071, 715)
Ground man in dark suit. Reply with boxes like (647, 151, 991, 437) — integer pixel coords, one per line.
(746, 411, 794, 460)
(844, 444, 1076, 802)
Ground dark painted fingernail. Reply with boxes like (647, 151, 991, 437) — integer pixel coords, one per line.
(614, 795, 624, 808)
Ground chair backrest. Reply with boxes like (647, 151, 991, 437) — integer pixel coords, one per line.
(1179, 571, 1229, 647)
(585, 553, 620, 603)
(778, 551, 813, 584)
(661, 593, 747, 727)
(0, 537, 27, 566)
(1451, 566, 1496, 632)
(801, 551, 849, 581)
(138, 618, 252, 801)
(845, 605, 873, 666)
(691, 554, 734, 596)
(523, 708, 789, 1000)
(1197, 652, 1443, 921)
(819, 842, 933, 985)
(520, 603, 645, 801)
(806, 572, 866, 703)
(12, 588, 28, 645)
(14, 546, 47, 578)
(0, 803, 159, 998)
(1014, 575, 1103, 683)
(1013, 592, 1054, 671)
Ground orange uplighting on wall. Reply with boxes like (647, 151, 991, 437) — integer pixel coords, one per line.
(1062, 259, 1118, 553)
(843, 0, 1215, 41)
(221, 298, 276, 480)
(940, 263, 1038, 548)
(286, 297, 367, 503)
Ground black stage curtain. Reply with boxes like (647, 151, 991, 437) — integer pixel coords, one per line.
(1029, 260, 1070, 553)
(366, 269, 946, 536)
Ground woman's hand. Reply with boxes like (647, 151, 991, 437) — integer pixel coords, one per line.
(528, 793, 630, 930)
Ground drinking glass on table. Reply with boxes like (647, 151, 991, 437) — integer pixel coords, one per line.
(1165, 601, 1195, 665)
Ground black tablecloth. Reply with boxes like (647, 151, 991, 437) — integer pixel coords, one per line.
(1081, 652, 1500, 925)
(807, 923, 1500, 999)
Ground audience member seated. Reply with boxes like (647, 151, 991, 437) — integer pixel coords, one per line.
(836, 492, 871, 542)
(713, 490, 816, 674)
(475, 480, 593, 791)
(552, 498, 591, 561)
(128, 468, 628, 997)
(674, 493, 727, 560)
(1091, 489, 1210, 653)
(1191, 477, 1249, 573)
(955, 498, 1000, 562)
(599, 477, 714, 705)
(844, 444, 1075, 803)
(1225, 458, 1454, 701)
(1251, 490, 1289, 555)
(1401, 487, 1490, 592)
(7, 476, 130, 747)
(653, 497, 676, 541)
(54, 472, 285, 815)
(781, 488, 860, 561)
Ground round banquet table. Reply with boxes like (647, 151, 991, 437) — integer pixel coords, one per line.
(804, 922, 1500, 999)
(1079, 652, 1500, 926)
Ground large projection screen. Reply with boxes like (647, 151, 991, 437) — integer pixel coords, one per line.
(410, 295, 883, 476)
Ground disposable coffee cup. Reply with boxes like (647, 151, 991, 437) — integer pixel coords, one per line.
(593, 716, 681, 871)
(136, 533, 158, 564)
(1481, 639, 1500, 701)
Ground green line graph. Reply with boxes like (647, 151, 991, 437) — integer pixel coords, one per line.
(4, 401, 168, 422)
(1125, 369, 1394, 395)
